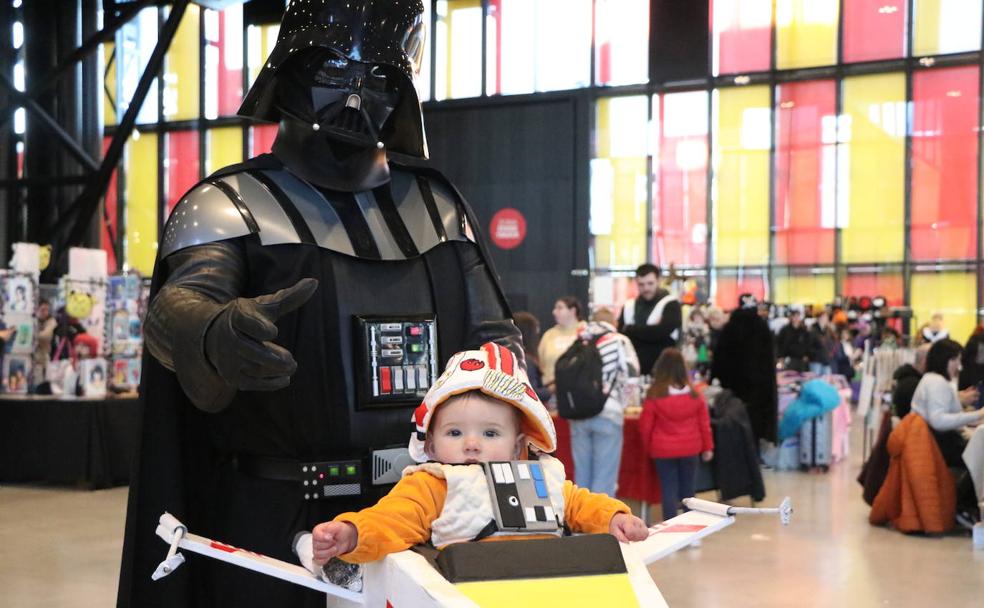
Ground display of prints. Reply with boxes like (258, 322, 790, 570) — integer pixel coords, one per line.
(60, 277, 108, 357)
(129, 358, 142, 386)
(111, 356, 143, 390)
(0, 271, 37, 362)
(2, 354, 30, 393)
(109, 307, 142, 356)
(105, 273, 147, 391)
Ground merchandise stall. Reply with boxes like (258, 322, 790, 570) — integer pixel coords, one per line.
(0, 246, 147, 487)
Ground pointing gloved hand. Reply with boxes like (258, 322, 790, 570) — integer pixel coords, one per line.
(204, 278, 319, 391)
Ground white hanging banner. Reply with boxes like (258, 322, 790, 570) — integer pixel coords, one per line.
(68, 247, 108, 281)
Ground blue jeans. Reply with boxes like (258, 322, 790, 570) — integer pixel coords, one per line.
(569, 416, 623, 497)
(654, 456, 699, 520)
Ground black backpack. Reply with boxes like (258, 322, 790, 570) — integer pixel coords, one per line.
(554, 332, 615, 420)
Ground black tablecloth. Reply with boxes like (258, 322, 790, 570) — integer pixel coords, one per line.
(0, 395, 140, 489)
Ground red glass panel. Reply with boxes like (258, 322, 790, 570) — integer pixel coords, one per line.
(166, 130, 200, 215)
(714, 273, 766, 310)
(842, 0, 906, 63)
(774, 80, 836, 265)
(488, 0, 502, 94)
(713, 0, 771, 75)
(101, 137, 119, 272)
(910, 66, 979, 262)
(653, 91, 708, 267)
(251, 124, 277, 156)
(842, 273, 904, 306)
(216, 9, 244, 116)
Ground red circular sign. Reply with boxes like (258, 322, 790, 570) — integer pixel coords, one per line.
(489, 208, 527, 250)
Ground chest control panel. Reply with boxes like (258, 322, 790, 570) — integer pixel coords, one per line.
(355, 315, 438, 408)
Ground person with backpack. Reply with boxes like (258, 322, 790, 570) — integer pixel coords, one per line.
(640, 348, 714, 520)
(557, 308, 639, 497)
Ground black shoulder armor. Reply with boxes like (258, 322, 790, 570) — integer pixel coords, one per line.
(159, 165, 473, 260)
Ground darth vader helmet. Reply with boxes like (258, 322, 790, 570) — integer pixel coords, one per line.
(239, 0, 428, 158)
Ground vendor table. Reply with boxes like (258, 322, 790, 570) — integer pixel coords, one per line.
(0, 394, 140, 489)
(552, 414, 662, 506)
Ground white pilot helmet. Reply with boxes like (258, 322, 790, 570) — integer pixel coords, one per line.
(408, 342, 556, 463)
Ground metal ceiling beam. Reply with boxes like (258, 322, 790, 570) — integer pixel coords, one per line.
(49, 0, 191, 267)
(0, 0, 152, 128)
(0, 72, 100, 171)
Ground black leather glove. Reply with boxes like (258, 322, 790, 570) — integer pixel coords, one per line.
(204, 278, 318, 392)
(145, 241, 319, 412)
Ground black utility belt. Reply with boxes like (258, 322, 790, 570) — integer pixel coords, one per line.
(233, 447, 414, 501)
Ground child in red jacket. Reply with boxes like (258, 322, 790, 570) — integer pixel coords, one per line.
(640, 348, 714, 520)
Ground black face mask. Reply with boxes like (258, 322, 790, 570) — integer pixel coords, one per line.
(278, 53, 400, 151)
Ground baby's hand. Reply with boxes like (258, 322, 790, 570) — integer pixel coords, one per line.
(311, 521, 358, 565)
(609, 513, 650, 543)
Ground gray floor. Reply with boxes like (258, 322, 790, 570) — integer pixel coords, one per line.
(1, 423, 982, 607)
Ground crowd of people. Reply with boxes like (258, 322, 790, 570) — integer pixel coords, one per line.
(510, 262, 984, 533)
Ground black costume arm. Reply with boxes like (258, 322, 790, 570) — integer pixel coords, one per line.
(144, 241, 247, 412)
(458, 242, 525, 371)
(621, 300, 682, 344)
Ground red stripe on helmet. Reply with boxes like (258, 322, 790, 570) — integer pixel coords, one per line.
(483, 342, 499, 370)
(413, 402, 429, 428)
(497, 344, 514, 376)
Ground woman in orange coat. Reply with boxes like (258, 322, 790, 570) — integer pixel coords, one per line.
(640, 348, 714, 520)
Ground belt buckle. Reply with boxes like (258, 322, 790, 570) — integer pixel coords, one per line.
(301, 460, 363, 501)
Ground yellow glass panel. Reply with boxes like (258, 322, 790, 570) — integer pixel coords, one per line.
(247, 24, 280, 88)
(441, 0, 482, 99)
(163, 4, 201, 121)
(839, 73, 906, 263)
(913, 0, 983, 56)
(776, 0, 839, 69)
(206, 127, 243, 176)
(712, 86, 770, 267)
(592, 96, 648, 269)
(103, 42, 117, 126)
(125, 133, 159, 276)
(910, 273, 977, 344)
(592, 157, 648, 268)
(773, 275, 835, 308)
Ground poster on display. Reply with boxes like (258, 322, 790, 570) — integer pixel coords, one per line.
(7, 314, 35, 355)
(2, 354, 30, 393)
(111, 357, 142, 391)
(80, 358, 107, 398)
(109, 307, 142, 356)
(5, 276, 34, 313)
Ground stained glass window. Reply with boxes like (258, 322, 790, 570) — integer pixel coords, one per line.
(774, 80, 837, 265)
(652, 91, 708, 268)
(712, 86, 771, 267)
(910, 66, 979, 262)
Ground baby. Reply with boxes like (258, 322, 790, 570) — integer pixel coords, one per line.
(312, 342, 649, 566)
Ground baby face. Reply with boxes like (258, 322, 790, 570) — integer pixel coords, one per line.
(426, 392, 524, 464)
